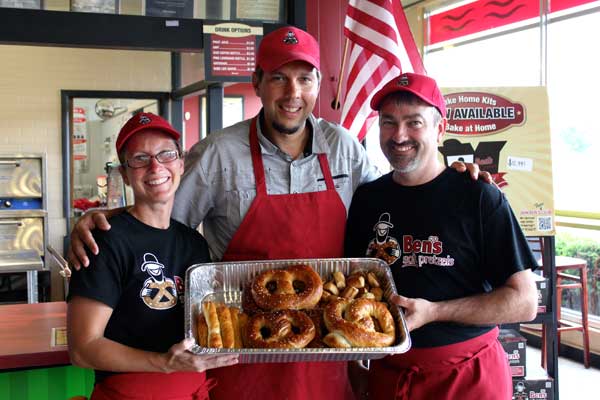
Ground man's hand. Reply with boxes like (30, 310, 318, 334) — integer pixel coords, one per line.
(391, 270, 537, 331)
(450, 161, 494, 185)
(160, 338, 239, 373)
(67, 211, 111, 269)
(390, 294, 438, 332)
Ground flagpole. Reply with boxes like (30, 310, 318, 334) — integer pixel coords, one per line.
(332, 38, 350, 110)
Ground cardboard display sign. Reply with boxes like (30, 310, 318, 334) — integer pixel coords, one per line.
(440, 87, 555, 236)
(499, 329, 527, 377)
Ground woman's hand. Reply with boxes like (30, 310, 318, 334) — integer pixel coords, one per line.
(160, 338, 239, 373)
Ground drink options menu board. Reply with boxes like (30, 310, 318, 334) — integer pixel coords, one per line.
(204, 22, 263, 82)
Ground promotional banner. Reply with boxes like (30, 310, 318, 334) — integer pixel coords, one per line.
(439, 87, 555, 236)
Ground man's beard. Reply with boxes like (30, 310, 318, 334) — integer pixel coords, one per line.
(392, 157, 419, 173)
(384, 140, 420, 173)
(272, 120, 302, 135)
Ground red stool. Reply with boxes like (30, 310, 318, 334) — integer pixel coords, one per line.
(554, 255, 590, 368)
(527, 238, 591, 369)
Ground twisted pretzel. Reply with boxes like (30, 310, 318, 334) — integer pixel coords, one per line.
(245, 310, 315, 349)
(251, 264, 323, 310)
(323, 298, 395, 348)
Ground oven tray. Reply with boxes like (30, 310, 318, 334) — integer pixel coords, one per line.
(184, 258, 411, 363)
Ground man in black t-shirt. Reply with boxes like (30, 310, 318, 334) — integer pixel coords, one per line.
(344, 73, 538, 400)
(67, 113, 238, 400)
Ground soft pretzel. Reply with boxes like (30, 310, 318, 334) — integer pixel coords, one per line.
(305, 308, 326, 348)
(238, 311, 249, 347)
(251, 264, 323, 310)
(200, 302, 247, 348)
(323, 298, 395, 348)
(242, 283, 263, 314)
(321, 270, 385, 305)
(245, 310, 316, 349)
(370, 287, 384, 301)
(202, 301, 223, 348)
(217, 303, 235, 348)
(333, 271, 346, 290)
(230, 307, 244, 348)
(367, 272, 381, 288)
(196, 314, 208, 347)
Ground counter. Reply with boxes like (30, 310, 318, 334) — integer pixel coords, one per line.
(0, 302, 70, 370)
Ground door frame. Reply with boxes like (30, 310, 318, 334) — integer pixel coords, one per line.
(60, 89, 170, 246)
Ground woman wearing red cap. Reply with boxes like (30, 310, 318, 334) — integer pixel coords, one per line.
(67, 113, 238, 400)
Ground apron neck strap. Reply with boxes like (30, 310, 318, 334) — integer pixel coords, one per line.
(249, 116, 267, 196)
(317, 153, 335, 190)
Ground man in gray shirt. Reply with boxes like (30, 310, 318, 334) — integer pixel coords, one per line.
(174, 112, 378, 260)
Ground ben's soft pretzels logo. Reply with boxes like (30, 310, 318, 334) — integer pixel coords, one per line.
(445, 92, 525, 136)
(401, 235, 455, 268)
(402, 235, 443, 255)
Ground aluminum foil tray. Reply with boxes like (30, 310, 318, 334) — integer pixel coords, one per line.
(184, 258, 411, 363)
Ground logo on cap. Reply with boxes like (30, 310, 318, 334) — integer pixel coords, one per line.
(139, 115, 152, 125)
(398, 75, 409, 87)
(283, 30, 299, 45)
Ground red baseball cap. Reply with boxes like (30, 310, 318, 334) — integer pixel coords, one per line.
(370, 72, 447, 118)
(256, 26, 320, 72)
(115, 112, 180, 153)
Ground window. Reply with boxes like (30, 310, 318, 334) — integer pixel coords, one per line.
(423, 0, 600, 323)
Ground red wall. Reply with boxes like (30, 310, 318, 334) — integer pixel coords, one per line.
(183, 96, 200, 151)
(183, 83, 261, 149)
(306, 0, 347, 124)
(225, 83, 261, 120)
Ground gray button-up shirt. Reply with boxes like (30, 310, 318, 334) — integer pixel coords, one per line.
(172, 113, 381, 260)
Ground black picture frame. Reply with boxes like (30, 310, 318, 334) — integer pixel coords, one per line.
(70, 0, 118, 14)
(232, 0, 285, 22)
(0, 0, 42, 9)
(145, 0, 194, 18)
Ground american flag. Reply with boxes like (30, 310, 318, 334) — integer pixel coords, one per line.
(341, 0, 425, 141)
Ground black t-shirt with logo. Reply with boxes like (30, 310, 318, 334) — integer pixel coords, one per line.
(344, 168, 537, 347)
(68, 211, 210, 381)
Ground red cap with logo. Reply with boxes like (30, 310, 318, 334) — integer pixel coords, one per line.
(370, 72, 447, 118)
(256, 26, 320, 72)
(115, 112, 181, 153)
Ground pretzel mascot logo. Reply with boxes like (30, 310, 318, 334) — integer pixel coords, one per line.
(366, 213, 401, 265)
(138, 115, 152, 125)
(283, 30, 299, 45)
(139, 253, 178, 310)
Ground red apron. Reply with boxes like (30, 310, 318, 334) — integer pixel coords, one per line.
(368, 327, 512, 400)
(90, 372, 213, 400)
(208, 117, 354, 400)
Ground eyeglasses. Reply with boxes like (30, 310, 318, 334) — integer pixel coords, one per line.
(125, 150, 179, 169)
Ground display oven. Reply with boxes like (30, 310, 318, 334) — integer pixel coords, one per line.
(0, 154, 47, 303)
